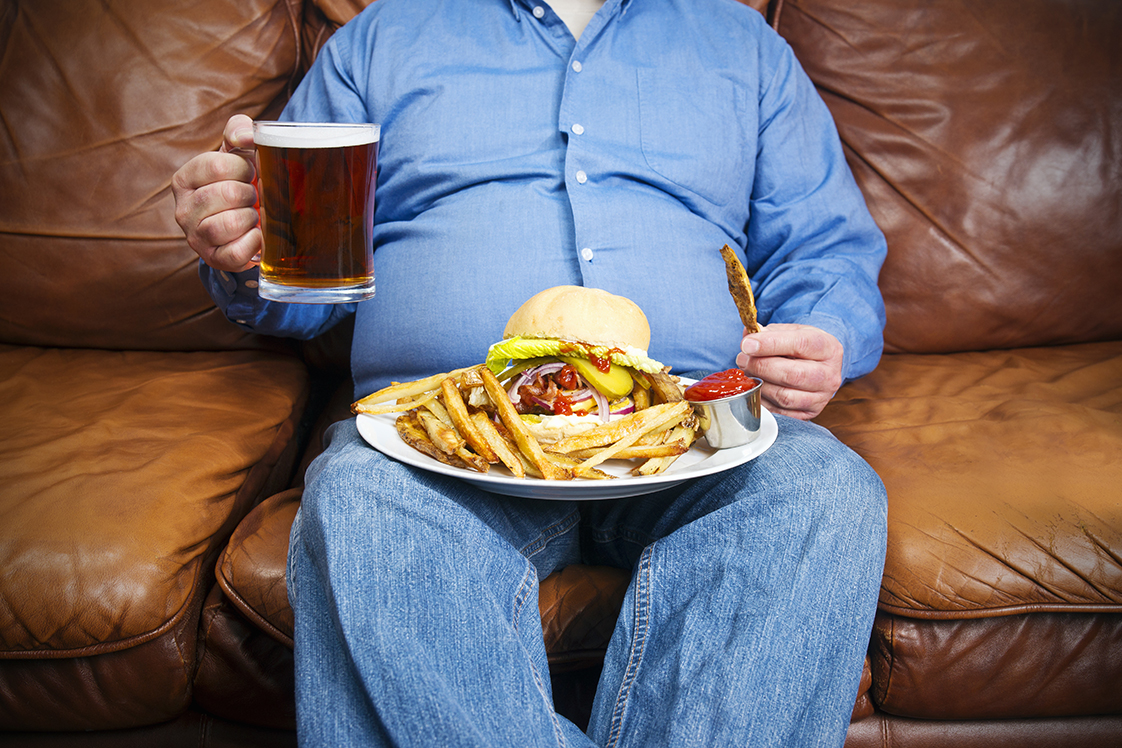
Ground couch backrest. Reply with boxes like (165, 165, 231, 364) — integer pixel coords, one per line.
(0, 0, 305, 351)
(774, 0, 1122, 354)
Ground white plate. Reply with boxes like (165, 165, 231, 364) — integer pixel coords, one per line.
(355, 404, 778, 500)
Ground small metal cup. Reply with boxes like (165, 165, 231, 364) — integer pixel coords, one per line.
(687, 377, 763, 449)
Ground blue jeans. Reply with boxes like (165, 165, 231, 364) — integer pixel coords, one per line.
(289, 415, 886, 747)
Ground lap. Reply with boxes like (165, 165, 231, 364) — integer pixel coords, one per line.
(294, 414, 883, 578)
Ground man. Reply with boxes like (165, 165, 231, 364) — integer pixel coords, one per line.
(173, 0, 888, 745)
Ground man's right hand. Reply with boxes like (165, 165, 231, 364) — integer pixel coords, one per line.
(172, 114, 263, 272)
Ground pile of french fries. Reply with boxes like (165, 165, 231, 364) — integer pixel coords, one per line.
(352, 364, 699, 480)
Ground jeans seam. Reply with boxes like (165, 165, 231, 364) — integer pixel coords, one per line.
(512, 561, 567, 748)
(605, 543, 654, 748)
(519, 509, 581, 559)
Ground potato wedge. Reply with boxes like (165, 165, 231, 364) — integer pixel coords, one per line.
(418, 409, 464, 455)
(395, 413, 470, 469)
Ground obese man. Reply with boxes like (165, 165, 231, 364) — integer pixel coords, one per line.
(172, 0, 889, 745)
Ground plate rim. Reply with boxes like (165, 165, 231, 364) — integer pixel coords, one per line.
(355, 392, 778, 499)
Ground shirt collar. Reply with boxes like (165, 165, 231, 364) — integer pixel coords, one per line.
(508, 0, 631, 23)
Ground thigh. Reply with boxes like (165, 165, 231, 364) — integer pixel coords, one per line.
(294, 418, 584, 581)
(582, 414, 886, 569)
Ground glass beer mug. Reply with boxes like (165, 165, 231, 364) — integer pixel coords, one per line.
(251, 121, 380, 303)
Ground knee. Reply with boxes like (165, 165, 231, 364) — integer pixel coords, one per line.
(769, 416, 887, 537)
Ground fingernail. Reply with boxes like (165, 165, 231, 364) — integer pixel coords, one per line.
(741, 338, 760, 354)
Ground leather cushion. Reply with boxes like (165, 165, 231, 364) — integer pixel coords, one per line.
(0, 345, 307, 729)
(776, 0, 1122, 353)
(817, 341, 1122, 617)
(194, 586, 296, 730)
(0, 0, 302, 351)
(845, 711, 1122, 748)
(218, 488, 642, 666)
(870, 611, 1122, 720)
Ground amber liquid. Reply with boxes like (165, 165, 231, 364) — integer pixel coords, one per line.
(256, 140, 377, 288)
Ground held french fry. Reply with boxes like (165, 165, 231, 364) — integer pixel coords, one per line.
(720, 243, 760, 335)
(480, 366, 571, 481)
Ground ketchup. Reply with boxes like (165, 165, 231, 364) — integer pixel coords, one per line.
(683, 369, 760, 401)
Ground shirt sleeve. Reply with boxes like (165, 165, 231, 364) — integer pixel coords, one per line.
(198, 262, 355, 341)
(747, 35, 888, 382)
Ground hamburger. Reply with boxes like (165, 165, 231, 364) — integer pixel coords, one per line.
(484, 286, 666, 443)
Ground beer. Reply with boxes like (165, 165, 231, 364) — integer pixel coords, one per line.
(252, 122, 380, 303)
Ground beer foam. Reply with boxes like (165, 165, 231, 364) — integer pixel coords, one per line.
(254, 122, 380, 149)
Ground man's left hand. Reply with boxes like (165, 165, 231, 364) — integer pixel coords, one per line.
(735, 323, 843, 420)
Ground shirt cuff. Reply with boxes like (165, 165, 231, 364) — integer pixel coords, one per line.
(198, 262, 265, 332)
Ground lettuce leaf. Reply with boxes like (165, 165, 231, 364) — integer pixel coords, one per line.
(485, 336, 664, 374)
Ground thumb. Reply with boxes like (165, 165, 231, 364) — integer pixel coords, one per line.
(221, 114, 256, 153)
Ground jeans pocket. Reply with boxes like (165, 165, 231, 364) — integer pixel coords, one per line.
(637, 68, 748, 207)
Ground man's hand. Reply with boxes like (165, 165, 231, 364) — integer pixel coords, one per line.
(736, 323, 843, 420)
(171, 114, 263, 272)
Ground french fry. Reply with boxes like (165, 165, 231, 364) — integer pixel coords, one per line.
(545, 452, 613, 480)
(637, 424, 699, 475)
(454, 446, 490, 473)
(442, 377, 499, 463)
(547, 402, 687, 455)
(353, 390, 438, 415)
(575, 402, 690, 472)
(568, 443, 689, 460)
(417, 409, 464, 455)
(395, 413, 470, 469)
(480, 366, 571, 480)
(649, 370, 685, 405)
(352, 367, 473, 412)
(470, 411, 525, 477)
(720, 243, 760, 335)
(422, 397, 454, 428)
(632, 384, 651, 411)
(457, 368, 485, 389)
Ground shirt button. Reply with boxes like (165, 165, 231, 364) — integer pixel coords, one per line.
(581, 247, 594, 261)
(532, 6, 545, 18)
(575, 170, 588, 183)
(244, 280, 259, 288)
(572, 61, 582, 73)
(571, 123, 584, 135)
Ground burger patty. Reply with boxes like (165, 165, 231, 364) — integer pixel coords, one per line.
(513, 365, 587, 416)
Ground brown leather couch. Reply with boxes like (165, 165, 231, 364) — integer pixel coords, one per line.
(1, 0, 1119, 745)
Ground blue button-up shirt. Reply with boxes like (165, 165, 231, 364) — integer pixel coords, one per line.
(202, 0, 887, 399)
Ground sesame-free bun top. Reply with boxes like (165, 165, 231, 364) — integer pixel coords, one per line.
(503, 285, 651, 352)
